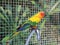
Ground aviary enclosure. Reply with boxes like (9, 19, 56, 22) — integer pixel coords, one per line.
(0, 0, 60, 45)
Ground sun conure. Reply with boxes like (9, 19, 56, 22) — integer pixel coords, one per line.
(2, 11, 45, 43)
(17, 11, 45, 31)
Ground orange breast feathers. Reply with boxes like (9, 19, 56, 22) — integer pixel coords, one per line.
(29, 11, 45, 23)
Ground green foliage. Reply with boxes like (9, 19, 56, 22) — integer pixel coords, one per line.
(0, 0, 60, 45)
(0, 13, 7, 22)
(51, 8, 60, 14)
(2, 36, 10, 43)
(22, 7, 30, 17)
(1, 4, 38, 45)
(0, 5, 26, 45)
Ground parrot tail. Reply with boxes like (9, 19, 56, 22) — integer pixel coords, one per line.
(17, 23, 30, 32)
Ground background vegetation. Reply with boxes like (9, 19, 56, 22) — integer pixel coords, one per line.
(0, 0, 60, 45)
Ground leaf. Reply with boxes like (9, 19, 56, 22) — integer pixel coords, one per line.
(44, 4, 48, 9)
(40, 19, 46, 28)
(51, 8, 60, 14)
(0, 6, 4, 13)
(23, 7, 30, 17)
(31, 1, 36, 5)
(0, 6, 9, 20)
(5, 4, 12, 17)
(49, 1, 60, 13)
(12, 5, 22, 32)
(16, 5, 21, 13)
(15, 5, 22, 22)
(2, 36, 10, 43)
(0, 13, 7, 22)
(23, 12, 27, 17)
(5, 10, 12, 16)
(13, 16, 19, 32)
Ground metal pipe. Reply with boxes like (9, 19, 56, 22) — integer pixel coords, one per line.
(35, 29, 40, 41)
(25, 30, 35, 45)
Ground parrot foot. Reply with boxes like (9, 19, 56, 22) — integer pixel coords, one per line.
(30, 26, 37, 30)
(30, 26, 40, 41)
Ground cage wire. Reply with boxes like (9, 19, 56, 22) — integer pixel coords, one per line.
(0, 0, 60, 45)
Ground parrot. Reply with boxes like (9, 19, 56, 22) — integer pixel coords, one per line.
(2, 11, 45, 44)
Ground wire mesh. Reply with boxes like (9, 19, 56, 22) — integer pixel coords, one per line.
(0, 0, 60, 45)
